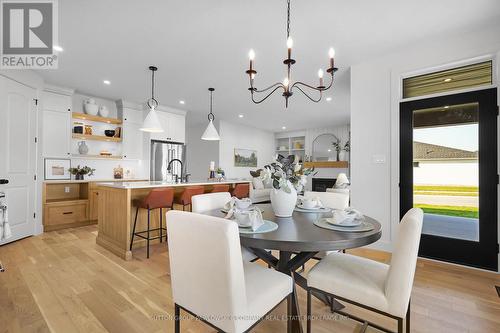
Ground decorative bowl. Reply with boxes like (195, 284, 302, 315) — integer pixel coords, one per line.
(104, 130, 115, 137)
(84, 103, 98, 115)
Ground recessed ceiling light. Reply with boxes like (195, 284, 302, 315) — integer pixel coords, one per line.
(443, 78, 452, 82)
(327, 149, 332, 152)
(326, 97, 332, 102)
(179, 100, 185, 105)
(53, 45, 63, 52)
(238, 114, 244, 118)
(103, 80, 111, 85)
(282, 126, 286, 130)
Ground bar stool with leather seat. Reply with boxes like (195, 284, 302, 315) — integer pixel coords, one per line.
(231, 183, 250, 199)
(130, 188, 174, 258)
(210, 184, 230, 193)
(175, 186, 204, 211)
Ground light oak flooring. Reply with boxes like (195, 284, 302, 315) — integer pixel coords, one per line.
(0, 225, 499, 333)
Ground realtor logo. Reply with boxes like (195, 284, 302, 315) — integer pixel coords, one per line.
(1, 0, 58, 68)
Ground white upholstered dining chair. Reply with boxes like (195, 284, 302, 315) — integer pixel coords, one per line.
(304, 191, 349, 210)
(192, 192, 231, 214)
(306, 208, 423, 333)
(166, 210, 293, 333)
(191, 192, 258, 262)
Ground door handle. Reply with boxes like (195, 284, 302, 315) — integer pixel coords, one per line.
(0, 179, 8, 185)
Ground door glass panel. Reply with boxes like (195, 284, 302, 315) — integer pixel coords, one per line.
(413, 102, 479, 241)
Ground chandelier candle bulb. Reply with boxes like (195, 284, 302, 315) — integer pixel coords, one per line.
(318, 69, 324, 87)
(329, 47, 335, 69)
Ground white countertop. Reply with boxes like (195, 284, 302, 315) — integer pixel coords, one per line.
(96, 179, 251, 189)
(44, 178, 148, 184)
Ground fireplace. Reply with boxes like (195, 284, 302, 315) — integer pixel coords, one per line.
(312, 178, 336, 192)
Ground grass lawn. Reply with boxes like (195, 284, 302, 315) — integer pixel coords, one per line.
(414, 185, 478, 197)
(415, 204, 479, 218)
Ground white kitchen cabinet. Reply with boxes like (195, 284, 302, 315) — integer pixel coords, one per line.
(117, 102, 144, 160)
(150, 110, 185, 143)
(42, 91, 72, 157)
(122, 119, 143, 159)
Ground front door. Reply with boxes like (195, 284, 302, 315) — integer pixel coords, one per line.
(0, 75, 37, 244)
(400, 88, 498, 271)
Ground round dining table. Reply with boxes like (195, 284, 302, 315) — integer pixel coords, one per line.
(206, 203, 382, 333)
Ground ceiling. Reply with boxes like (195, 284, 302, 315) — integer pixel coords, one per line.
(37, 0, 500, 132)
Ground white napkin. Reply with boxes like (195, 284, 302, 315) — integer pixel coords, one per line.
(332, 208, 363, 225)
(225, 206, 264, 231)
(224, 197, 252, 211)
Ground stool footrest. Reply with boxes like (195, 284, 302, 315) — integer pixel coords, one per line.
(133, 227, 167, 240)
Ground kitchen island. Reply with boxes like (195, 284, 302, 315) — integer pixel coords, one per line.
(96, 180, 251, 260)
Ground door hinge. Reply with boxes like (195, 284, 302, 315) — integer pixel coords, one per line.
(497, 174, 499, 185)
(497, 105, 499, 116)
(33, 212, 36, 219)
(34, 137, 37, 143)
(33, 98, 38, 105)
(496, 243, 499, 254)
(33, 174, 37, 181)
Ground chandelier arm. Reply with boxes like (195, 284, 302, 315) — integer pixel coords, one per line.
(293, 85, 322, 103)
(251, 85, 285, 104)
(252, 82, 285, 93)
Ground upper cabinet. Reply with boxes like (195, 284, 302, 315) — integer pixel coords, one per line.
(42, 86, 73, 158)
(149, 108, 186, 143)
(117, 100, 144, 160)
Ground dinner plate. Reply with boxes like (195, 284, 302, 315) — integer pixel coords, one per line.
(295, 204, 330, 213)
(314, 218, 374, 232)
(238, 220, 278, 234)
(325, 217, 362, 227)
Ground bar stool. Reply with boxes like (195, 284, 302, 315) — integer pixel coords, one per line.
(211, 184, 230, 193)
(175, 186, 204, 211)
(231, 183, 250, 199)
(130, 188, 174, 258)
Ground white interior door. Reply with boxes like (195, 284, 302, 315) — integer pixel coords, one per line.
(0, 75, 37, 244)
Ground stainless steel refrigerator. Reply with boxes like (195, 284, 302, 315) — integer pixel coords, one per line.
(150, 140, 186, 181)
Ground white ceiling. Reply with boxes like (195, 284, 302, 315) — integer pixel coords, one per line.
(37, 0, 500, 132)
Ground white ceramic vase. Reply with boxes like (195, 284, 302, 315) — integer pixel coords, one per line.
(270, 181, 297, 217)
(339, 150, 349, 161)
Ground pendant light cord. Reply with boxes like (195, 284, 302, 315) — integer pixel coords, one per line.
(147, 66, 159, 109)
(286, 0, 291, 39)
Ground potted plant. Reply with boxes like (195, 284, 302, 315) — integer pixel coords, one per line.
(68, 165, 96, 180)
(253, 155, 316, 217)
(216, 167, 225, 179)
(333, 139, 350, 161)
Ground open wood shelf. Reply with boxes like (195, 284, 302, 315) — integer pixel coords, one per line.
(72, 112, 122, 124)
(72, 134, 122, 142)
(303, 161, 348, 168)
(72, 154, 123, 160)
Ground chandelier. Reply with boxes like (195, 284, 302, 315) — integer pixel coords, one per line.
(246, 0, 338, 108)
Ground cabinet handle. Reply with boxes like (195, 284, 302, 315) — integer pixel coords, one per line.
(63, 212, 73, 215)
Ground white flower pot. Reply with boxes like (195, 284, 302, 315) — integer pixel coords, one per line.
(270, 181, 297, 217)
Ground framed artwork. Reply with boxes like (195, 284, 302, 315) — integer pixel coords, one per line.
(44, 158, 71, 180)
(234, 148, 257, 167)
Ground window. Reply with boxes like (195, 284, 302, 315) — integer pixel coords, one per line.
(403, 61, 492, 99)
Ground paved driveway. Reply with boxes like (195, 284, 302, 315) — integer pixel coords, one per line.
(422, 213, 479, 241)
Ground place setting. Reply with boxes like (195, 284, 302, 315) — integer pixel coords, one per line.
(294, 196, 331, 213)
(223, 197, 277, 234)
(314, 207, 375, 232)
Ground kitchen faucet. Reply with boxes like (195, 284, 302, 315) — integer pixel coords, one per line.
(167, 159, 190, 182)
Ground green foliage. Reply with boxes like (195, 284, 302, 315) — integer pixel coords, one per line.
(68, 165, 96, 176)
(414, 204, 478, 218)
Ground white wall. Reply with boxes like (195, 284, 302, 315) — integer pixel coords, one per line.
(350, 23, 500, 262)
(185, 114, 220, 180)
(218, 120, 275, 179)
(414, 161, 478, 186)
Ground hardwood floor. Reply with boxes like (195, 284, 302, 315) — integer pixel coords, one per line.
(0, 225, 499, 333)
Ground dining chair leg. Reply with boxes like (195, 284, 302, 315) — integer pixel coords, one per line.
(159, 208, 163, 243)
(306, 288, 312, 333)
(174, 303, 180, 333)
(406, 300, 411, 333)
(287, 293, 293, 333)
(129, 206, 139, 251)
(398, 317, 403, 333)
(146, 208, 151, 259)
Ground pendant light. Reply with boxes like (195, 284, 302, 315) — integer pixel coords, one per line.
(140, 66, 164, 133)
(201, 88, 220, 141)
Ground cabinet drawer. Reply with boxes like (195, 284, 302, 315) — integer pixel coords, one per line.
(45, 202, 88, 225)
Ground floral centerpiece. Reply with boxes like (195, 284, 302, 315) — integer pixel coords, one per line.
(68, 165, 96, 180)
(332, 139, 350, 161)
(251, 155, 316, 217)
